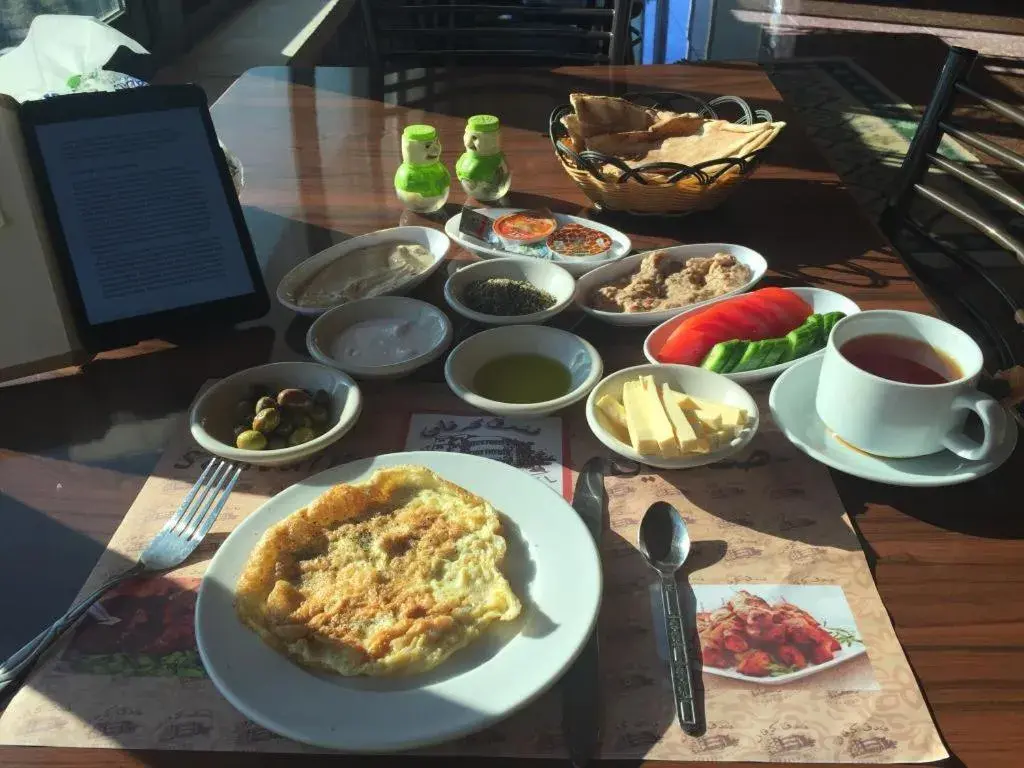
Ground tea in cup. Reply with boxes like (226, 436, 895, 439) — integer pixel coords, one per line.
(815, 310, 1006, 459)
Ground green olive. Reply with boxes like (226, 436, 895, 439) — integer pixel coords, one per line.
(252, 407, 281, 433)
(278, 388, 312, 409)
(288, 426, 316, 446)
(309, 405, 329, 424)
(236, 429, 267, 450)
(232, 424, 248, 439)
(255, 395, 277, 414)
(313, 389, 331, 408)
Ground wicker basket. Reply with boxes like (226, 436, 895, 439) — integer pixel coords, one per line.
(550, 92, 777, 215)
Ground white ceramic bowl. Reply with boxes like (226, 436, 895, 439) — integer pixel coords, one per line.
(306, 296, 452, 379)
(643, 286, 862, 383)
(574, 243, 768, 327)
(444, 258, 576, 326)
(586, 364, 759, 470)
(190, 362, 362, 466)
(276, 226, 450, 316)
(445, 325, 603, 417)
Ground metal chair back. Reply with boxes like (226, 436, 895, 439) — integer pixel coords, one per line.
(359, 0, 634, 68)
(881, 46, 1024, 371)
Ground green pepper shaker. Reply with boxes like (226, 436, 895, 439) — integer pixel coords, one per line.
(456, 114, 511, 202)
(394, 124, 450, 213)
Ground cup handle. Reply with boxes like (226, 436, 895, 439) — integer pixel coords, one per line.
(941, 391, 1007, 461)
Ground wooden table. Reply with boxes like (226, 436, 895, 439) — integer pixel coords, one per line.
(1, 64, 1022, 768)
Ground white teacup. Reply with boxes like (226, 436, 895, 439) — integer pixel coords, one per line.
(815, 310, 1006, 460)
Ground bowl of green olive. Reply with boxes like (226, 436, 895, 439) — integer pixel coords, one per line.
(189, 361, 362, 466)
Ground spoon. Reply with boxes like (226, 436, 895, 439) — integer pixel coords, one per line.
(637, 501, 699, 735)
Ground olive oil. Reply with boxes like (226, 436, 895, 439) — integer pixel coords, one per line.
(472, 354, 572, 403)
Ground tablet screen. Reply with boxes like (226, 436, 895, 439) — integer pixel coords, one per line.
(31, 106, 255, 325)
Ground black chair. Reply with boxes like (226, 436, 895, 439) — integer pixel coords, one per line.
(881, 46, 1024, 373)
(359, 0, 635, 68)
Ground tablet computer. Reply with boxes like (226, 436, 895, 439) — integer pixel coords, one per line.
(18, 84, 269, 350)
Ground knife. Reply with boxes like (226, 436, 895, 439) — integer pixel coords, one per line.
(562, 457, 605, 767)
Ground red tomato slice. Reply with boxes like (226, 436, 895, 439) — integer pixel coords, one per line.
(683, 314, 738, 345)
(711, 297, 771, 338)
(658, 325, 708, 364)
(735, 295, 791, 337)
(658, 306, 745, 365)
(754, 288, 812, 330)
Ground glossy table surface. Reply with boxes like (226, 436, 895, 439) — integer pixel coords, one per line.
(1, 64, 1022, 768)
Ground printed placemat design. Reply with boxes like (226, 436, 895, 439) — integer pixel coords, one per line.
(0, 384, 946, 763)
(404, 413, 570, 498)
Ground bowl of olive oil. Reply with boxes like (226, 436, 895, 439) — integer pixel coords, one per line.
(445, 325, 603, 417)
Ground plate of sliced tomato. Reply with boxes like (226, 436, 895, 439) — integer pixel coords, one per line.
(643, 287, 861, 383)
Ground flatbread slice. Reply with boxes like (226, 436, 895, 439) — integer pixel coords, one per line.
(569, 93, 655, 137)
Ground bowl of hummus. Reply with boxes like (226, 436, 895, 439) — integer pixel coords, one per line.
(277, 226, 450, 316)
(573, 243, 767, 327)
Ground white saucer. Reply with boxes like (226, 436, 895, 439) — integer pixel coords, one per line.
(768, 355, 1018, 487)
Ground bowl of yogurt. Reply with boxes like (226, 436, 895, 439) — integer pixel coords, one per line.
(306, 296, 453, 379)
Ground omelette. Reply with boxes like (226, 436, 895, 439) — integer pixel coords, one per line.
(235, 465, 522, 676)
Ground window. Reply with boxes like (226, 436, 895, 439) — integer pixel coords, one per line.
(1, 1, 134, 51)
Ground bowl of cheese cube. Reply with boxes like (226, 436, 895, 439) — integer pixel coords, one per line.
(586, 364, 759, 469)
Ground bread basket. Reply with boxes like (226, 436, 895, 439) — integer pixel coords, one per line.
(550, 92, 778, 215)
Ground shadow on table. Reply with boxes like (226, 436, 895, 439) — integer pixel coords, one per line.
(661, 462, 864, 554)
(830, 446, 1024, 540)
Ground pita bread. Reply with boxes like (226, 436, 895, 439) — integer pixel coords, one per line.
(648, 112, 705, 138)
(560, 92, 785, 181)
(569, 93, 655, 137)
(586, 130, 662, 160)
(638, 121, 779, 169)
(560, 113, 584, 146)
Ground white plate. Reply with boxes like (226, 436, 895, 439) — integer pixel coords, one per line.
(695, 584, 868, 686)
(769, 355, 1018, 487)
(195, 451, 602, 751)
(306, 296, 453, 379)
(575, 243, 768, 327)
(585, 364, 759, 470)
(276, 226, 450, 316)
(644, 286, 861, 382)
(444, 208, 631, 276)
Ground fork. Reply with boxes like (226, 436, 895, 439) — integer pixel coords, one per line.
(0, 458, 241, 694)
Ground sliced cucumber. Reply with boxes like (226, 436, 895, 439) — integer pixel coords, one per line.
(701, 340, 747, 373)
(821, 311, 846, 337)
(759, 338, 791, 368)
(732, 341, 771, 372)
(786, 314, 825, 359)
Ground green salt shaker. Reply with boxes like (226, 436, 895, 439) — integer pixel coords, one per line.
(394, 124, 450, 213)
(456, 114, 511, 202)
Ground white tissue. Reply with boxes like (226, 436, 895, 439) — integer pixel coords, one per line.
(0, 15, 148, 102)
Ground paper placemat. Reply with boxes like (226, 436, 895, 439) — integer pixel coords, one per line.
(0, 384, 947, 763)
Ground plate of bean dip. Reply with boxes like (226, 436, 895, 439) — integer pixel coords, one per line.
(444, 258, 576, 325)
